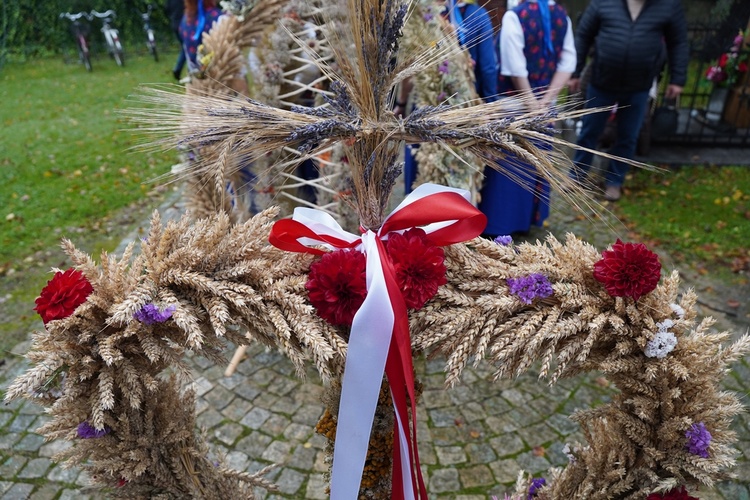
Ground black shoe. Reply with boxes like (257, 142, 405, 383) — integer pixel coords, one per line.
(172, 69, 181, 81)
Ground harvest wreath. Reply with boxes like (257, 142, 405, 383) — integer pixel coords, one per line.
(6, 0, 749, 498)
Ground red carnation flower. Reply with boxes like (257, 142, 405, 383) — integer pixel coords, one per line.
(646, 486, 699, 500)
(386, 228, 447, 310)
(34, 268, 93, 324)
(593, 239, 661, 301)
(306, 249, 367, 326)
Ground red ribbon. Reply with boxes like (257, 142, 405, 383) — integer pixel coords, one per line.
(269, 185, 486, 499)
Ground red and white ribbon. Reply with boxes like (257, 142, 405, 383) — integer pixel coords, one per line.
(270, 183, 486, 499)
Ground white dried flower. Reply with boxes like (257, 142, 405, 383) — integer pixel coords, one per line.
(645, 330, 678, 359)
(670, 303, 685, 318)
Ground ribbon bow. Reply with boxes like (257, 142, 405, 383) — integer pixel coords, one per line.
(270, 183, 486, 499)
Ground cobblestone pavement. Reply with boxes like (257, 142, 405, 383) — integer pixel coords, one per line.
(1, 191, 749, 499)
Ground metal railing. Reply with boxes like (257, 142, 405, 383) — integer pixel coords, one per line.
(653, 26, 750, 146)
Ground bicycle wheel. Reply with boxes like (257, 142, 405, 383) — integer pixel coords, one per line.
(82, 49, 92, 72)
(113, 41, 124, 67)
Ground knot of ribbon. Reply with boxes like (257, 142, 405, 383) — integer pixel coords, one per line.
(269, 183, 486, 499)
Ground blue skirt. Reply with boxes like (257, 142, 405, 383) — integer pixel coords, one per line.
(478, 160, 550, 236)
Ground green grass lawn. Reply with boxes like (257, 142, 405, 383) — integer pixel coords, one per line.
(0, 52, 180, 356)
(617, 165, 750, 282)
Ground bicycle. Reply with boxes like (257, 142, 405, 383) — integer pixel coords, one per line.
(141, 4, 159, 62)
(60, 12, 93, 72)
(90, 9, 124, 67)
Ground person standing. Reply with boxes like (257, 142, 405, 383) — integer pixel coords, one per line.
(166, 0, 185, 80)
(479, 0, 576, 237)
(568, 0, 688, 201)
(179, 0, 222, 75)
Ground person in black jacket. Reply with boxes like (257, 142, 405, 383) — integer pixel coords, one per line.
(568, 0, 688, 201)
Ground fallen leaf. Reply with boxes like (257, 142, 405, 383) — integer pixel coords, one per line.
(727, 300, 740, 308)
(532, 446, 546, 457)
(469, 430, 481, 439)
(595, 377, 610, 388)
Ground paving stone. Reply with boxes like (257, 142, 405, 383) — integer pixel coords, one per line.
(465, 442, 497, 463)
(196, 407, 224, 429)
(188, 377, 214, 397)
(0, 413, 12, 430)
(291, 404, 324, 426)
(0, 483, 10, 495)
(263, 413, 292, 436)
(305, 473, 329, 499)
(214, 422, 244, 445)
(0, 433, 21, 451)
(217, 372, 244, 391)
(458, 464, 494, 488)
(195, 397, 210, 415)
(435, 445, 467, 465)
(283, 422, 314, 442)
(253, 391, 280, 409)
(240, 407, 271, 430)
(221, 398, 252, 421)
(261, 440, 294, 463)
(17, 458, 52, 479)
(17, 402, 44, 416)
(429, 408, 459, 427)
(2, 482, 34, 499)
(418, 442, 437, 465)
(429, 468, 460, 493)
(225, 450, 250, 471)
(522, 423, 559, 447)
(270, 396, 302, 415)
(429, 426, 461, 446)
(313, 449, 328, 472)
(275, 467, 305, 495)
(8, 414, 36, 433)
(75, 470, 93, 486)
(501, 388, 528, 406)
(233, 384, 261, 403)
(455, 495, 487, 500)
(546, 413, 579, 436)
(266, 377, 299, 397)
(38, 439, 73, 458)
(203, 385, 235, 411)
(0, 457, 28, 479)
(236, 432, 273, 458)
(460, 401, 486, 423)
(422, 389, 454, 409)
(14, 433, 45, 452)
(47, 465, 80, 484)
(287, 444, 317, 470)
(489, 458, 522, 484)
(28, 482, 60, 499)
(249, 369, 276, 386)
(515, 451, 550, 475)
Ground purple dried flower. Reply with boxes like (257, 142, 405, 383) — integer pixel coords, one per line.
(437, 91, 447, 102)
(77, 421, 110, 439)
(423, 11, 434, 22)
(438, 60, 450, 75)
(134, 303, 176, 325)
(507, 274, 553, 304)
(494, 235, 513, 246)
(528, 477, 546, 498)
(686, 422, 711, 458)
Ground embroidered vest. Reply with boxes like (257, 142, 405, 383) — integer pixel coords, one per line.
(497, 2, 568, 94)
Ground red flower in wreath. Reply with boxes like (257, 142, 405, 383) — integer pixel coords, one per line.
(646, 486, 699, 500)
(306, 249, 367, 326)
(34, 268, 93, 324)
(386, 228, 447, 310)
(593, 239, 661, 301)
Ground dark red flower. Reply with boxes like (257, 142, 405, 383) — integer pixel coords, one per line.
(719, 53, 728, 68)
(386, 228, 447, 310)
(593, 239, 661, 301)
(306, 249, 367, 326)
(646, 486, 699, 500)
(34, 268, 93, 324)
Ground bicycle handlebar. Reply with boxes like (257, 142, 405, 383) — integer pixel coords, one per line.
(60, 12, 92, 22)
(90, 10, 117, 20)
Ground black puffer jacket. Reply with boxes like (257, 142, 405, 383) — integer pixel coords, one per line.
(574, 0, 689, 93)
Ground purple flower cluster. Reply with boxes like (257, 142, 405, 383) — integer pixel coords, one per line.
(507, 274, 553, 304)
(494, 235, 513, 246)
(686, 422, 711, 458)
(438, 60, 450, 75)
(528, 477, 546, 498)
(134, 303, 176, 325)
(77, 421, 110, 439)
